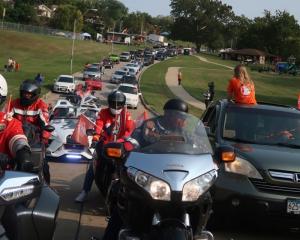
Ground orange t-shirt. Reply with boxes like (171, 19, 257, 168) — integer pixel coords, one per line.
(227, 77, 257, 104)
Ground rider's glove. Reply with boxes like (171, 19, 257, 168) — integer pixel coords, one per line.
(92, 135, 101, 142)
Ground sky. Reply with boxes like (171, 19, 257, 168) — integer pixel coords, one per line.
(119, 0, 300, 23)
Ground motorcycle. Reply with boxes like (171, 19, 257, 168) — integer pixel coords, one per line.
(102, 110, 222, 240)
(0, 154, 59, 240)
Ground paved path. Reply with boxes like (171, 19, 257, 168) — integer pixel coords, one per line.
(164, 55, 233, 110)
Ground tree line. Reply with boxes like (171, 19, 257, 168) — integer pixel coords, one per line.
(1, 0, 300, 60)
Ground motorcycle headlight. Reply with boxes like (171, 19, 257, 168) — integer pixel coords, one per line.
(0, 185, 34, 202)
(182, 170, 217, 202)
(225, 156, 263, 179)
(127, 167, 171, 201)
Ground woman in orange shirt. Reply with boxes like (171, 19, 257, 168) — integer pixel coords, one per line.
(227, 64, 257, 104)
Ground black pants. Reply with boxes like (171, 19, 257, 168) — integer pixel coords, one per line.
(102, 208, 123, 240)
(43, 160, 50, 184)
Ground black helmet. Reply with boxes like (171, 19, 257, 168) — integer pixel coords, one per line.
(20, 79, 41, 106)
(163, 98, 188, 113)
(108, 90, 126, 114)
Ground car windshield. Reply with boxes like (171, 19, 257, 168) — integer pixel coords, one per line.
(222, 106, 300, 147)
(118, 85, 138, 94)
(58, 77, 73, 83)
(132, 110, 213, 155)
(85, 67, 99, 72)
(115, 71, 126, 75)
(121, 52, 130, 56)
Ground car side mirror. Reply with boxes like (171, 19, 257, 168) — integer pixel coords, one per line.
(215, 145, 235, 163)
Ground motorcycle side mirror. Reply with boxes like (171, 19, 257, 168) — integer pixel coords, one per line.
(44, 125, 55, 132)
(215, 145, 236, 163)
(103, 142, 124, 159)
(86, 129, 96, 136)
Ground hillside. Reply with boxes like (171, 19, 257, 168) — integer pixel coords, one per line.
(0, 30, 134, 97)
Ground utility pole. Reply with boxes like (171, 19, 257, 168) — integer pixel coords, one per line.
(2, 8, 5, 30)
(70, 19, 76, 75)
(111, 22, 115, 54)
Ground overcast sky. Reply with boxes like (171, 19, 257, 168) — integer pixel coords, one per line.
(119, 0, 300, 23)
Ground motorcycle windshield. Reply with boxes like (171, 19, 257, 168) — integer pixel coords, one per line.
(132, 110, 213, 155)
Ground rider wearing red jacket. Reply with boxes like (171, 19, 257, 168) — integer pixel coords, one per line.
(94, 90, 134, 143)
(8, 80, 50, 141)
(75, 90, 134, 203)
(0, 74, 32, 171)
(8, 79, 51, 183)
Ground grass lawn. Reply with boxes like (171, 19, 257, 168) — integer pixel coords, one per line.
(0, 30, 135, 98)
(141, 54, 300, 116)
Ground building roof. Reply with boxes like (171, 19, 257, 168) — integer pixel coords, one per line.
(227, 48, 275, 57)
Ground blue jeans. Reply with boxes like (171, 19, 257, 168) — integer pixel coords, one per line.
(83, 162, 94, 192)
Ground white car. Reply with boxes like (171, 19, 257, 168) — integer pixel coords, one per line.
(119, 52, 131, 62)
(125, 63, 140, 74)
(120, 67, 137, 76)
(111, 70, 129, 84)
(53, 75, 76, 93)
(116, 83, 140, 109)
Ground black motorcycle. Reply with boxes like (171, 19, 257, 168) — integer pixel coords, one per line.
(22, 122, 54, 184)
(0, 154, 59, 240)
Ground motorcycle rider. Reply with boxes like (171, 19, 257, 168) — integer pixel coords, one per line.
(102, 98, 189, 240)
(75, 90, 134, 203)
(0, 74, 33, 171)
(8, 79, 51, 183)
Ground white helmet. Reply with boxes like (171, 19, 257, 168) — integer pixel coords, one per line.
(0, 74, 8, 104)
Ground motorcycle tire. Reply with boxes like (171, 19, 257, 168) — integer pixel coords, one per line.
(152, 227, 191, 240)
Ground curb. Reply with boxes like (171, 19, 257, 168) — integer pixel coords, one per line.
(138, 63, 160, 117)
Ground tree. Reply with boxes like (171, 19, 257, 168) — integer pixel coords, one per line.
(237, 10, 300, 59)
(51, 4, 83, 31)
(170, 0, 235, 51)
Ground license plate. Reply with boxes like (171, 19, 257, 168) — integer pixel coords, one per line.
(287, 199, 300, 214)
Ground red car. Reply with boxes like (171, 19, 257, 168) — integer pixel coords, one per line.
(85, 78, 102, 91)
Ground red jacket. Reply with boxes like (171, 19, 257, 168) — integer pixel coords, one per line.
(95, 108, 134, 142)
(9, 98, 51, 139)
(0, 112, 28, 159)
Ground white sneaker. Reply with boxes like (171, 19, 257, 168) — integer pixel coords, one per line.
(75, 190, 88, 203)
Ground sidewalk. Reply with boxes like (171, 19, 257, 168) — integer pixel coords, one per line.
(164, 56, 233, 110)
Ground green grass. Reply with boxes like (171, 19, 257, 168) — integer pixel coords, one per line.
(140, 54, 300, 115)
(0, 30, 134, 98)
(140, 56, 205, 116)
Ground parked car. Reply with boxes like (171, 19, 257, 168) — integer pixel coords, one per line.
(109, 54, 120, 63)
(111, 70, 129, 84)
(143, 56, 154, 66)
(53, 75, 76, 93)
(155, 51, 167, 61)
(122, 75, 138, 86)
(83, 66, 102, 80)
(119, 52, 131, 62)
(102, 58, 114, 69)
(116, 83, 140, 109)
(201, 99, 300, 221)
(121, 66, 138, 76)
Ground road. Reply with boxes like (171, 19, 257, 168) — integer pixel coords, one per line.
(44, 61, 299, 240)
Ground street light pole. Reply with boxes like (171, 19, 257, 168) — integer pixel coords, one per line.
(111, 22, 115, 54)
(2, 7, 6, 30)
(70, 19, 76, 75)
